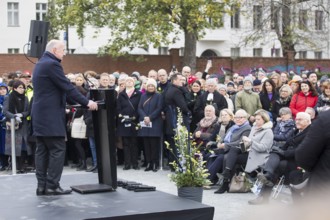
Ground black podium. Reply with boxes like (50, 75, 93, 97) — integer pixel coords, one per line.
(71, 89, 117, 193)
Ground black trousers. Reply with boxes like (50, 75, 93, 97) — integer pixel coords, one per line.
(74, 139, 86, 161)
(143, 137, 160, 164)
(122, 137, 138, 166)
(35, 137, 66, 189)
(223, 147, 248, 172)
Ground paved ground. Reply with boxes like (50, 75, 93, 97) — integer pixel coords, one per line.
(1, 164, 293, 220)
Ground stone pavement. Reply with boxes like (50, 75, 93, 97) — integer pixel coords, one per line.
(0, 164, 292, 220)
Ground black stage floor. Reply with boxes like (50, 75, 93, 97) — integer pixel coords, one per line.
(0, 173, 214, 220)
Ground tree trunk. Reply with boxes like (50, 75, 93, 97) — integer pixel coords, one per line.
(280, 0, 296, 58)
(183, 31, 197, 72)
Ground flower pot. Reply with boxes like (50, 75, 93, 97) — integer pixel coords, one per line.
(178, 186, 203, 202)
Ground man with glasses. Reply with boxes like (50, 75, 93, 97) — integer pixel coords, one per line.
(32, 39, 98, 196)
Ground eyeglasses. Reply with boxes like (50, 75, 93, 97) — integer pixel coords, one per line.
(280, 90, 288, 93)
(234, 116, 245, 119)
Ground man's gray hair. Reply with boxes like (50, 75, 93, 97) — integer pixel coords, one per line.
(45, 39, 62, 52)
(296, 112, 311, 124)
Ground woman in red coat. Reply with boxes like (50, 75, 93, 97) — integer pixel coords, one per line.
(290, 81, 318, 118)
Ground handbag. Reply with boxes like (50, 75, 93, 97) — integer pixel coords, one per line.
(228, 172, 252, 193)
(71, 116, 87, 139)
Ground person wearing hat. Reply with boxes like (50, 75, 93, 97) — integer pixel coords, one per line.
(137, 78, 163, 172)
(235, 76, 262, 121)
(0, 83, 8, 170)
(117, 76, 142, 170)
(252, 79, 262, 94)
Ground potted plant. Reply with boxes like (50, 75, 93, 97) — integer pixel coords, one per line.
(165, 110, 211, 202)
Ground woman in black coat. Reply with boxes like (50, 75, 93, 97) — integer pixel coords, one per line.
(259, 79, 279, 122)
(3, 80, 30, 172)
(138, 79, 163, 172)
(117, 77, 142, 170)
(272, 84, 292, 122)
(187, 80, 203, 132)
(314, 80, 330, 114)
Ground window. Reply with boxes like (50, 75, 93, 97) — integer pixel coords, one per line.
(158, 47, 169, 55)
(208, 15, 224, 28)
(231, 7, 240, 29)
(7, 2, 19, 26)
(231, 48, 240, 57)
(271, 5, 279, 30)
(36, 3, 47, 21)
(315, 10, 323, 30)
(253, 5, 263, 29)
(315, 51, 322, 59)
(299, 51, 307, 59)
(271, 48, 281, 57)
(299, 10, 308, 29)
(253, 48, 263, 57)
(8, 48, 19, 54)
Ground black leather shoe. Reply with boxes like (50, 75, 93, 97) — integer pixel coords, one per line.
(133, 164, 140, 170)
(86, 165, 97, 172)
(45, 187, 72, 195)
(214, 181, 229, 194)
(36, 187, 45, 196)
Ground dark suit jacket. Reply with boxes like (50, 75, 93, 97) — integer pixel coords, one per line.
(32, 52, 88, 137)
(296, 111, 330, 191)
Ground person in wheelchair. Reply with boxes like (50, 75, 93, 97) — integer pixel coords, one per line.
(248, 112, 311, 205)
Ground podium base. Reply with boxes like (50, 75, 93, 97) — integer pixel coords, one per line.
(70, 183, 115, 194)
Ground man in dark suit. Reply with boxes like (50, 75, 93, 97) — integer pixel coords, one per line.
(32, 39, 98, 196)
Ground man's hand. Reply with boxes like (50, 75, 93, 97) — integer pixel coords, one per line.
(195, 131, 201, 138)
(87, 100, 98, 111)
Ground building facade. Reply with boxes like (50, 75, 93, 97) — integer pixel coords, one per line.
(0, 0, 329, 59)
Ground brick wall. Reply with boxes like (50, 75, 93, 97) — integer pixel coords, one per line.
(1, 49, 330, 77)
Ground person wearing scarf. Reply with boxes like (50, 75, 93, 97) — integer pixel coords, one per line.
(272, 84, 293, 122)
(3, 80, 29, 172)
(214, 109, 252, 194)
(193, 105, 218, 149)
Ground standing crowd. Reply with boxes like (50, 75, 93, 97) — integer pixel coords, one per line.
(1, 57, 330, 202)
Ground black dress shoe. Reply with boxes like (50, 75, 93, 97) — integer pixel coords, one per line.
(132, 164, 140, 170)
(36, 187, 45, 196)
(86, 165, 97, 172)
(45, 187, 72, 195)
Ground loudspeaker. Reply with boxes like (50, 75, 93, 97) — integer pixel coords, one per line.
(27, 20, 50, 58)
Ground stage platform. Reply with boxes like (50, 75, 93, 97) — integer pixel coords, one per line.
(0, 173, 214, 220)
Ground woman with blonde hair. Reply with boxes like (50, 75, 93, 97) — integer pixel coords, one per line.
(270, 72, 283, 92)
(272, 84, 293, 121)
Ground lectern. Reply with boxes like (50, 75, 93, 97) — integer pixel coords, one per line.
(71, 89, 117, 193)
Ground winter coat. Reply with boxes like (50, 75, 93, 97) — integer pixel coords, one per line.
(0, 83, 8, 155)
(259, 92, 279, 120)
(137, 92, 163, 137)
(208, 120, 235, 142)
(289, 91, 318, 118)
(280, 125, 310, 159)
(235, 90, 262, 116)
(296, 111, 330, 192)
(116, 88, 141, 137)
(314, 94, 330, 113)
(194, 91, 228, 123)
(223, 122, 252, 152)
(272, 96, 291, 120)
(32, 51, 89, 137)
(193, 117, 219, 147)
(245, 121, 274, 173)
(164, 84, 190, 135)
(187, 91, 203, 132)
(3, 95, 30, 156)
(273, 119, 295, 147)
